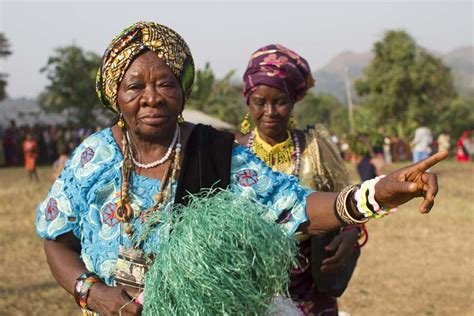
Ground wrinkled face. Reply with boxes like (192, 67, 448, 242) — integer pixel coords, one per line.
(117, 51, 184, 141)
(248, 85, 293, 139)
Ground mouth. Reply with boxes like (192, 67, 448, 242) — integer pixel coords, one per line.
(262, 120, 281, 127)
(139, 114, 168, 126)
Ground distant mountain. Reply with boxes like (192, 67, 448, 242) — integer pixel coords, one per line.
(314, 46, 474, 101)
(313, 51, 373, 102)
(442, 46, 474, 96)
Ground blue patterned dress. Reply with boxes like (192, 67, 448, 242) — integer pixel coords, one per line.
(36, 128, 312, 285)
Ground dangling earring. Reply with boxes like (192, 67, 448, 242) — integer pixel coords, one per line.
(177, 113, 185, 124)
(240, 112, 251, 135)
(118, 113, 125, 128)
(288, 115, 297, 130)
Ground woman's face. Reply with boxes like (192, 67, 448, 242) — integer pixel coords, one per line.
(248, 85, 294, 139)
(117, 51, 184, 141)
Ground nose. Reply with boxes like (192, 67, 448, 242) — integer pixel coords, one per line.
(140, 84, 165, 108)
(263, 102, 277, 116)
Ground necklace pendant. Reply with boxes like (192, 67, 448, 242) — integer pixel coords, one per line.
(114, 246, 148, 292)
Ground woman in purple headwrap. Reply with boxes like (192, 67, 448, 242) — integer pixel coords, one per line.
(36, 22, 446, 314)
(238, 44, 365, 315)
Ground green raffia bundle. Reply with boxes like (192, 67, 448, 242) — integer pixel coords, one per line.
(143, 190, 298, 315)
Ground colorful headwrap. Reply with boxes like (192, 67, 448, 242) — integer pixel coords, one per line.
(96, 21, 195, 113)
(242, 44, 315, 103)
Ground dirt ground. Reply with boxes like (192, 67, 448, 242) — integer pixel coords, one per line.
(0, 160, 472, 315)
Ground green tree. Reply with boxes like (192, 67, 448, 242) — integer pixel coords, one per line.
(190, 62, 215, 110)
(187, 63, 246, 127)
(39, 45, 106, 126)
(294, 92, 349, 135)
(437, 96, 474, 138)
(0, 33, 12, 101)
(355, 30, 457, 138)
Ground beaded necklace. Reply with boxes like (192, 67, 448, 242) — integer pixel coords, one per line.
(126, 126, 179, 169)
(247, 128, 301, 177)
(115, 125, 181, 241)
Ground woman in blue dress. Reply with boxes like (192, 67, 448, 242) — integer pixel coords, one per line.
(35, 21, 446, 315)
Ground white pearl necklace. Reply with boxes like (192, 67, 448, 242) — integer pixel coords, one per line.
(126, 124, 180, 169)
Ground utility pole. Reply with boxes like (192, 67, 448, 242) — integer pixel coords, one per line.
(344, 67, 355, 133)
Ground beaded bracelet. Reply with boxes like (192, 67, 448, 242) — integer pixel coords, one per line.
(353, 175, 397, 218)
(334, 184, 369, 226)
(74, 272, 101, 311)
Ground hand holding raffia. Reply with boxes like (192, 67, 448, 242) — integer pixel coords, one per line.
(142, 190, 298, 315)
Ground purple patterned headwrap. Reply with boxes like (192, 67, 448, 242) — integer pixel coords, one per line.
(243, 44, 315, 104)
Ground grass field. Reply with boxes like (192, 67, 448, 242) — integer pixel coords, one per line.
(0, 160, 472, 315)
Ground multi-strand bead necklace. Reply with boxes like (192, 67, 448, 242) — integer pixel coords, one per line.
(247, 128, 302, 177)
(115, 124, 181, 241)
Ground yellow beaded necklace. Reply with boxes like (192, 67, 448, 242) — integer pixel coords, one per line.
(250, 129, 294, 167)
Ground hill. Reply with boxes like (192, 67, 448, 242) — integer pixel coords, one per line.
(314, 46, 474, 101)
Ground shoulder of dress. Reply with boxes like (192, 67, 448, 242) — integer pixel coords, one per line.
(298, 124, 332, 146)
(79, 128, 113, 148)
(232, 144, 254, 158)
(68, 128, 119, 173)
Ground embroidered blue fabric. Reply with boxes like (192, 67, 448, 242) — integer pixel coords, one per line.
(35, 128, 312, 285)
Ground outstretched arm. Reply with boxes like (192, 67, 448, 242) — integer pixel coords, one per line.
(305, 151, 448, 233)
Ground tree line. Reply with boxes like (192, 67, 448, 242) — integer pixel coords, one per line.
(1, 30, 473, 140)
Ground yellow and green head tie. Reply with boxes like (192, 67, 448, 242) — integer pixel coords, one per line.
(96, 21, 195, 113)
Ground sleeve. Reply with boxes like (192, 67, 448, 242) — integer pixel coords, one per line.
(35, 142, 92, 240)
(305, 124, 351, 191)
(229, 145, 313, 236)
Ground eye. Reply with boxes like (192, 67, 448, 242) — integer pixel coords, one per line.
(127, 83, 143, 90)
(253, 99, 265, 106)
(276, 98, 290, 106)
(159, 81, 177, 88)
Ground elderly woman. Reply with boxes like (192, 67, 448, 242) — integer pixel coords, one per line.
(36, 21, 446, 315)
(237, 44, 363, 315)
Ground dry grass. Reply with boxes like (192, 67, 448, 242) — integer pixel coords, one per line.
(339, 161, 474, 316)
(0, 161, 472, 315)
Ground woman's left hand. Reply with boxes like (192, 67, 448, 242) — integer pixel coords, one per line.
(374, 151, 448, 213)
(320, 228, 359, 273)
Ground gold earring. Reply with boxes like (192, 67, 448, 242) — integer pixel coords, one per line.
(177, 113, 185, 124)
(240, 112, 251, 135)
(118, 113, 125, 128)
(289, 115, 297, 130)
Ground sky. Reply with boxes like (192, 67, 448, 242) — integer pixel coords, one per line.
(0, 0, 472, 99)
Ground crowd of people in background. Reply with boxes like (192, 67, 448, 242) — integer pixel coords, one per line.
(0, 120, 100, 181)
(0, 119, 472, 183)
(331, 128, 473, 182)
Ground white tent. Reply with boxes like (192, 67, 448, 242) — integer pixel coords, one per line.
(182, 109, 234, 131)
(0, 99, 235, 131)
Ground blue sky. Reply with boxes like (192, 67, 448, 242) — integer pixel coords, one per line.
(0, 0, 472, 98)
